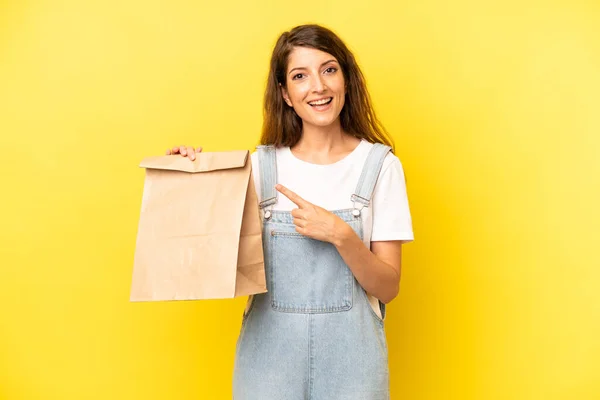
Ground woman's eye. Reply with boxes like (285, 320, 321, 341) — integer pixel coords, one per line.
(325, 67, 337, 74)
(292, 73, 304, 80)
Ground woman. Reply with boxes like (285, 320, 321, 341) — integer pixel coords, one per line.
(168, 24, 413, 400)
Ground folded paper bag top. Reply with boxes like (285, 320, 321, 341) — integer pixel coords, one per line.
(130, 150, 267, 302)
(138, 150, 248, 173)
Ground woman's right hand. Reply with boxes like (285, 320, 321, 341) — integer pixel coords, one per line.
(166, 145, 203, 161)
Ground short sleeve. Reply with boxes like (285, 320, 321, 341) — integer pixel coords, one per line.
(370, 154, 414, 242)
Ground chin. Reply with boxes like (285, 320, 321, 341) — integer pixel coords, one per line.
(311, 119, 337, 127)
(304, 114, 342, 128)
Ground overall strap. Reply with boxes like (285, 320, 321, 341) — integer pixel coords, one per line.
(351, 143, 392, 215)
(256, 145, 278, 219)
(352, 142, 392, 321)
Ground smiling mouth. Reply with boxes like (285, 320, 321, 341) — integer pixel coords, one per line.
(308, 97, 333, 106)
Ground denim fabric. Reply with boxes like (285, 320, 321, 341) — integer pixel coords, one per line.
(233, 144, 391, 400)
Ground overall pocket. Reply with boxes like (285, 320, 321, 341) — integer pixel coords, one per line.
(266, 216, 362, 313)
(270, 232, 352, 313)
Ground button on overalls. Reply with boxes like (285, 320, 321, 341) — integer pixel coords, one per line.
(233, 143, 392, 400)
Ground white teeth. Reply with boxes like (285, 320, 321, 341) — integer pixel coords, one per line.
(309, 97, 332, 106)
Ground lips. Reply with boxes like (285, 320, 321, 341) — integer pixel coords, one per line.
(308, 97, 333, 106)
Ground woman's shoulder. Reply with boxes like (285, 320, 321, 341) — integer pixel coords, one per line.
(358, 140, 404, 174)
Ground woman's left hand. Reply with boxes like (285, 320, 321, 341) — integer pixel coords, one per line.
(275, 184, 351, 245)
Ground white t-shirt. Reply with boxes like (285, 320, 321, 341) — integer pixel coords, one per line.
(250, 139, 414, 318)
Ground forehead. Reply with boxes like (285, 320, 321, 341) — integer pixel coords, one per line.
(287, 47, 338, 71)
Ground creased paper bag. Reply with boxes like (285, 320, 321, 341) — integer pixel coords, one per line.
(130, 150, 267, 301)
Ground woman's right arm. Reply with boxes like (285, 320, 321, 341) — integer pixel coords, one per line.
(166, 145, 203, 161)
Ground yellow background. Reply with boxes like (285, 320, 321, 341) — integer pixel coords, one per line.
(1, 0, 599, 399)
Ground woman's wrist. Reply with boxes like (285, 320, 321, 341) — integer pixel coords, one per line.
(331, 218, 356, 248)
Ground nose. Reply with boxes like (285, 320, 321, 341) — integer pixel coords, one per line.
(312, 74, 327, 93)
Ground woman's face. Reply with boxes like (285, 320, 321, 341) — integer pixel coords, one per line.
(281, 46, 346, 129)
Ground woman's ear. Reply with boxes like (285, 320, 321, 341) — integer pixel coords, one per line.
(279, 83, 293, 107)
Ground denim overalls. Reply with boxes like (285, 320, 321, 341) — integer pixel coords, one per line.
(233, 143, 392, 400)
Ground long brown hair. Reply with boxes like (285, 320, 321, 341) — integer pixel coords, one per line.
(260, 24, 394, 151)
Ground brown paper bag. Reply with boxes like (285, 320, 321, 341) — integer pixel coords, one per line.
(130, 150, 267, 301)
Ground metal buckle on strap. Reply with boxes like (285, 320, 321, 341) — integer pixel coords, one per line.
(259, 198, 275, 207)
(351, 193, 370, 204)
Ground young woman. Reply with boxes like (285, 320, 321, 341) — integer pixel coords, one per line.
(168, 24, 413, 400)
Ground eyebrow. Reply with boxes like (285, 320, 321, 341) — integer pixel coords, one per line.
(288, 59, 338, 76)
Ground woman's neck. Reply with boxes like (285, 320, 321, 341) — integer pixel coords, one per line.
(291, 121, 360, 164)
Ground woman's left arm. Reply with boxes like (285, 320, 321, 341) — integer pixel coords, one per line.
(333, 226, 402, 304)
